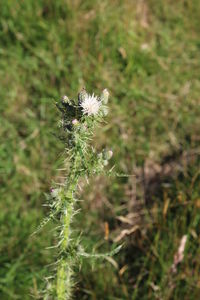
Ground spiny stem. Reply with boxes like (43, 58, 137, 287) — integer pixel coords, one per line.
(56, 163, 80, 298)
(57, 258, 73, 300)
(61, 202, 73, 251)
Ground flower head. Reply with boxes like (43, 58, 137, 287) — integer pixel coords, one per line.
(107, 150, 113, 159)
(62, 95, 70, 104)
(103, 149, 113, 160)
(50, 188, 59, 198)
(72, 119, 79, 125)
(80, 93, 101, 116)
(100, 89, 109, 104)
(62, 95, 68, 101)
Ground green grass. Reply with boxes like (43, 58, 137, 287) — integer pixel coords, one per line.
(0, 0, 200, 299)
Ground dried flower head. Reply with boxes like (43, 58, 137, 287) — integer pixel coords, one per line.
(80, 93, 101, 116)
(171, 235, 187, 273)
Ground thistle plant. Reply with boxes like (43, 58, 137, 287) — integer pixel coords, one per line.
(39, 88, 117, 299)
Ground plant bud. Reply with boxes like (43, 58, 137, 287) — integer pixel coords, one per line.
(103, 150, 113, 160)
(107, 150, 113, 159)
(101, 106, 109, 116)
(62, 95, 70, 103)
(50, 188, 59, 198)
(72, 119, 79, 125)
(78, 88, 87, 104)
(100, 89, 109, 104)
(98, 152, 103, 159)
(103, 160, 108, 166)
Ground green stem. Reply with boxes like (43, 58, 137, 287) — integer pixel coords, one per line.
(56, 258, 73, 300)
(61, 201, 73, 251)
(56, 157, 80, 299)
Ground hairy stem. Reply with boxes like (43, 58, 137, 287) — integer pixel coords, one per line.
(56, 156, 80, 299)
(56, 258, 73, 300)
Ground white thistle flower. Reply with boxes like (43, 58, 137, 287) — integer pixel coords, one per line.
(80, 93, 101, 116)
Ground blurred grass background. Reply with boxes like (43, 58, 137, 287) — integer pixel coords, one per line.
(0, 0, 200, 299)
